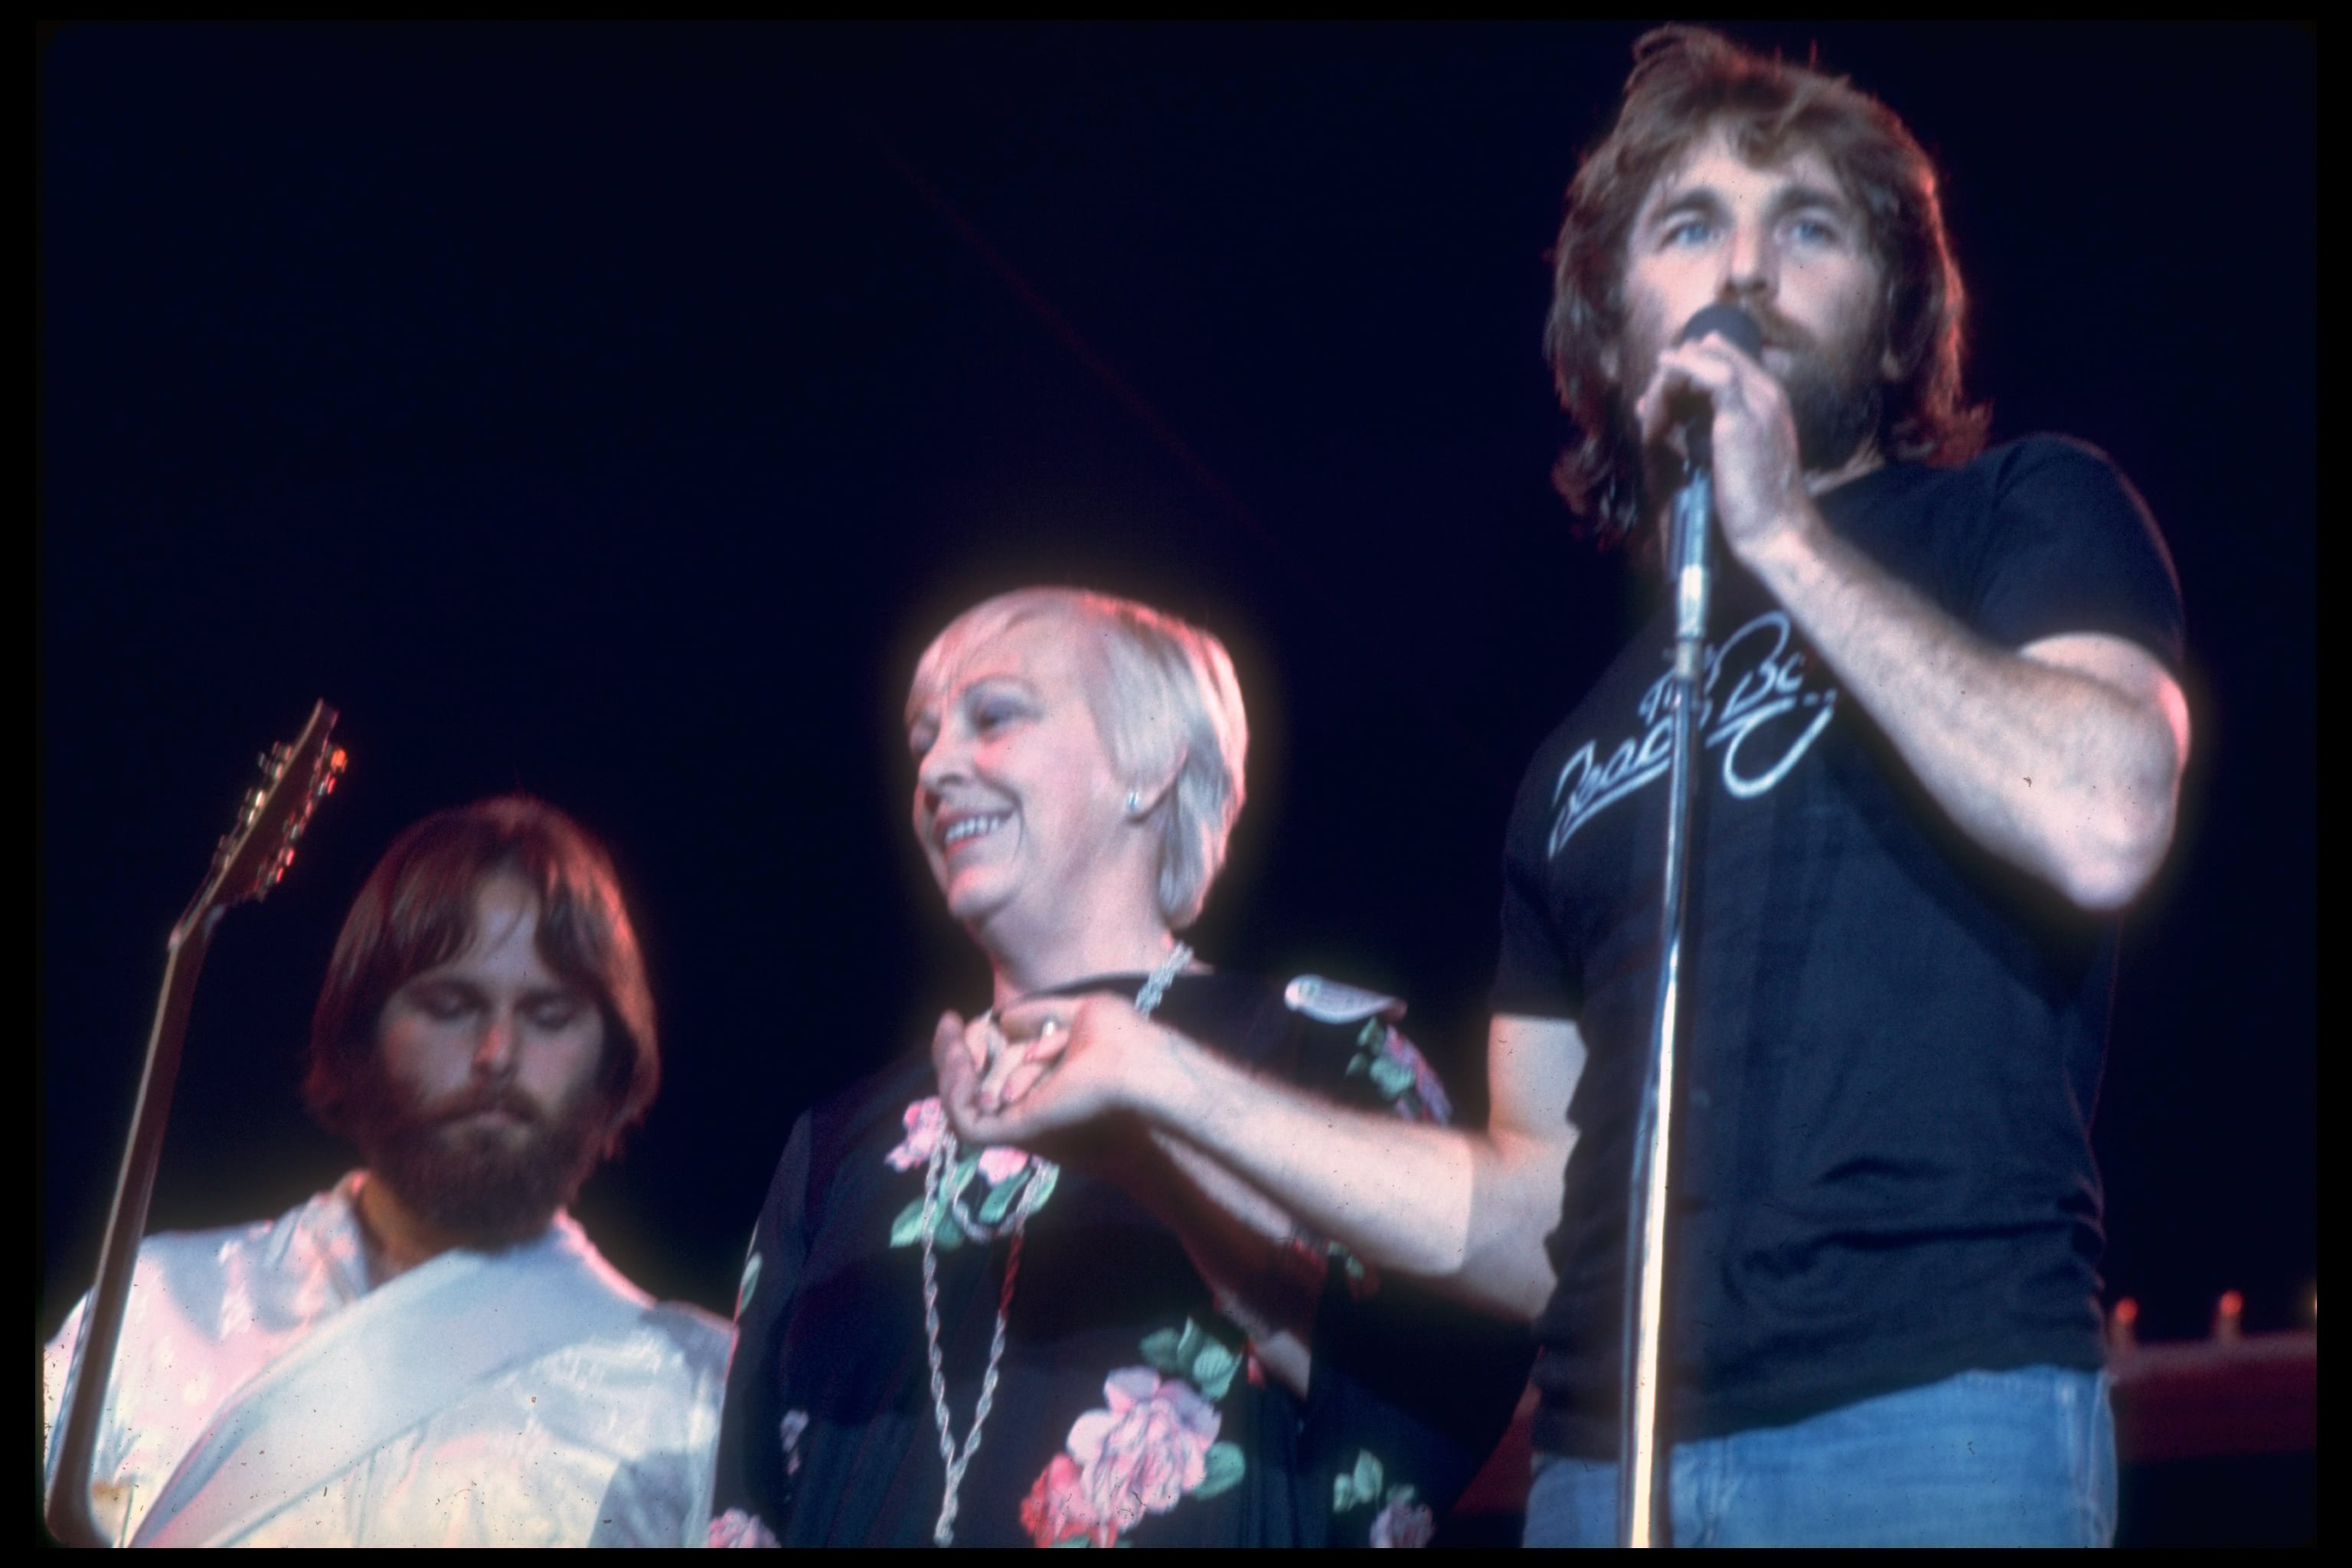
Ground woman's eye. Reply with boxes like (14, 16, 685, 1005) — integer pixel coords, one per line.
(1664, 217, 1713, 247)
(530, 1001, 583, 1031)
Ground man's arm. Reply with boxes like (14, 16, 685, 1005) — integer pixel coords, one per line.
(1748, 532, 2189, 912)
(1647, 335, 2191, 912)
(1121, 1132, 1327, 1396)
(938, 1004, 1585, 1321)
(937, 1011, 1323, 1393)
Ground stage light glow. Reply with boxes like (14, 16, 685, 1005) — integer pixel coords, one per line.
(2107, 1295, 2138, 1353)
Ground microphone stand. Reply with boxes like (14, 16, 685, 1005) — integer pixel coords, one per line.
(1616, 434, 1717, 1549)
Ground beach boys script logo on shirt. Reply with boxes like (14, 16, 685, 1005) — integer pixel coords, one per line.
(1546, 609, 1839, 858)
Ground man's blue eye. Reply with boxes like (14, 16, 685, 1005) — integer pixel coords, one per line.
(1664, 218, 1712, 247)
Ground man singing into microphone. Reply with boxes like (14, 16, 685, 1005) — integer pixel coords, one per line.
(42, 796, 730, 1546)
(938, 26, 2187, 1546)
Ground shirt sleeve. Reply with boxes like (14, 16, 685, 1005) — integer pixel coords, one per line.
(707, 1114, 815, 1549)
(1290, 1021, 1534, 1544)
(1489, 756, 1584, 1022)
(1964, 436, 2187, 675)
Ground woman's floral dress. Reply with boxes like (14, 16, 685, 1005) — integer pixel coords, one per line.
(708, 970, 1530, 1547)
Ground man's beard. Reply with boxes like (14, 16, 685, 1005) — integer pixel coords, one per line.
(1625, 300, 1884, 482)
(1778, 317, 1884, 473)
(353, 1068, 612, 1249)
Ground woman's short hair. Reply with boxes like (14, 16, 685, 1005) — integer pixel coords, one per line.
(304, 795, 660, 1154)
(1547, 25, 1989, 548)
(908, 587, 1250, 931)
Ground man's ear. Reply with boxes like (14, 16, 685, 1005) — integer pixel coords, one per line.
(1599, 342, 1621, 383)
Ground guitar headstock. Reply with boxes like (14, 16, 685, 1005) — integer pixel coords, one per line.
(171, 701, 348, 949)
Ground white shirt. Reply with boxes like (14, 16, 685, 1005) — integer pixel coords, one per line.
(42, 1172, 731, 1547)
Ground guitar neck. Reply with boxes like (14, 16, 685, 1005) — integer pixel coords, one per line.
(45, 700, 344, 1546)
(44, 911, 222, 1547)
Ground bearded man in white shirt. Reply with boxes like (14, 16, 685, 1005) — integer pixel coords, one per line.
(43, 795, 730, 1547)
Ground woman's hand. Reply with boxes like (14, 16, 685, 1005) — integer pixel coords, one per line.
(935, 995, 1174, 1148)
(972, 1014, 1060, 1115)
(926, 1010, 1059, 1132)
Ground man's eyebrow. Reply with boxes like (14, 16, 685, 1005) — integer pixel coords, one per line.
(1768, 181, 1857, 220)
(403, 972, 479, 994)
(1642, 178, 1857, 228)
(1643, 188, 1728, 227)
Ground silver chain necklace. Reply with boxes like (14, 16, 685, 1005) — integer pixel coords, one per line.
(919, 941, 1192, 1547)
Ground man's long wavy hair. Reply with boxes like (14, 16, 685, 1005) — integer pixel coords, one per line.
(304, 795, 660, 1157)
(1547, 26, 1989, 549)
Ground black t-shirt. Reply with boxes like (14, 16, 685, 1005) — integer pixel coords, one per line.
(1491, 436, 2184, 1458)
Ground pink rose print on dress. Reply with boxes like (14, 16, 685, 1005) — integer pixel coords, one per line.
(884, 1096, 947, 1171)
(976, 1145, 1032, 1185)
(1019, 1452, 1100, 1548)
(886, 1096, 1029, 1181)
(1021, 1367, 1240, 1547)
(1370, 1496, 1436, 1548)
(1073, 1370, 1220, 1521)
(1334, 1449, 1432, 1547)
(885, 1096, 1055, 1250)
(707, 1508, 780, 1548)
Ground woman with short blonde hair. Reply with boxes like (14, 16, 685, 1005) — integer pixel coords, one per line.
(904, 586, 1249, 935)
(708, 586, 1526, 1549)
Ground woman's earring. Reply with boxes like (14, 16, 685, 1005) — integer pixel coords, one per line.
(1125, 788, 1144, 815)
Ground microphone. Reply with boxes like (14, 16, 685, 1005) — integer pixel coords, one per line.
(1671, 302, 1765, 470)
(1664, 304, 1759, 652)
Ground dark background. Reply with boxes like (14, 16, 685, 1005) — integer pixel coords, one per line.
(41, 17, 2312, 1420)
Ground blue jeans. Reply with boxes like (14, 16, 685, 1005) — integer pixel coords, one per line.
(1524, 1365, 2115, 1547)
